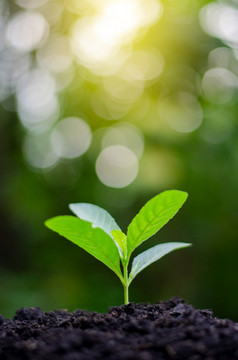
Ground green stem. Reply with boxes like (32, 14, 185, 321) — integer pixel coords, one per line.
(123, 263, 129, 304)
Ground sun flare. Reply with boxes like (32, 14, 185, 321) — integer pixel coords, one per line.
(70, 0, 163, 74)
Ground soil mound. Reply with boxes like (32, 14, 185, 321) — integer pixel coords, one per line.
(0, 297, 238, 359)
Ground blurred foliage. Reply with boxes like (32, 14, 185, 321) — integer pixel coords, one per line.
(1, 0, 238, 321)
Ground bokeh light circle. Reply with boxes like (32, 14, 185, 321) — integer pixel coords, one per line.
(96, 145, 138, 188)
(36, 36, 72, 73)
(16, 69, 59, 131)
(118, 48, 164, 83)
(6, 11, 48, 52)
(23, 131, 59, 170)
(51, 117, 92, 159)
(16, 0, 49, 9)
(102, 123, 144, 158)
(159, 92, 203, 133)
(200, 3, 238, 48)
(202, 67, 238, 104)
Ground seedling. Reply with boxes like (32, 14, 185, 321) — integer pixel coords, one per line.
(45, 190, 191, 304)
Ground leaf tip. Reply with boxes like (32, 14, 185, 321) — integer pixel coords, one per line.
(44, 218, 51, 229)
(178, 242, 192, 249)
(173, 189, 188, 199)
(68, 203, 76, 212)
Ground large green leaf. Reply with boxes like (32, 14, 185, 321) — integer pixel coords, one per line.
(45, 216, 123, 281)
(129, 242, 191, 283)
(127, 190, 188, 257)
(69, 203, 121, 237)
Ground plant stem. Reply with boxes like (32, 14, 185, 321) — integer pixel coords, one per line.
(123, 263, 129, 304)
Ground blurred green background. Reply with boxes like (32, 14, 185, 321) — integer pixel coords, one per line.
(1, 0, 238, 321)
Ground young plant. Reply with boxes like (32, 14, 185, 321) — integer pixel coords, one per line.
(45, 190, 191, 304)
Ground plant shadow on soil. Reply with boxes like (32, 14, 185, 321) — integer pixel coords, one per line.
(0, 297, 238, 360)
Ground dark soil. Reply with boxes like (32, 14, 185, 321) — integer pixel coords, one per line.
(0, 297, 238, 360)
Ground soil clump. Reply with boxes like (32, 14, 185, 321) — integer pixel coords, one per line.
(0, 297, 238, 359)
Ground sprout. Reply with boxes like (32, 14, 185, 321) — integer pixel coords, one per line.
(45, 190, 191, 304)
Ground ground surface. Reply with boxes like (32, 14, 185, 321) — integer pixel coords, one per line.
(0, 297, 238, 359)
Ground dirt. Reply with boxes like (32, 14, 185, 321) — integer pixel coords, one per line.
(0, 297, 238, 360)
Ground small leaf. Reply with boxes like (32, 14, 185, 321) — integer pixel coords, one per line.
(111, 230, 127, 260)
(127, 190, 188, 257)
(69, 203, 121, 237)
(45, 216, 123, 281)
(129, 242, 191, 283)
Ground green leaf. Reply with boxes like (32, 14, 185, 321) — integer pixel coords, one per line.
(127, 190, 188, 257)
(69, 203, 121, 237)
(111, 230, 127, 260)
(45, 216, 123, 281)
(129, 242, 191, 283)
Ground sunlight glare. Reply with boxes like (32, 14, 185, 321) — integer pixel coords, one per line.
(71, 0, 163, 74)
